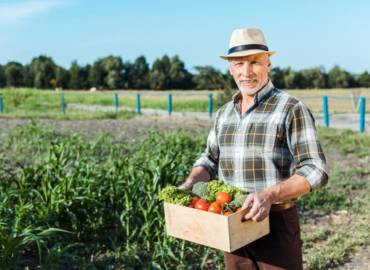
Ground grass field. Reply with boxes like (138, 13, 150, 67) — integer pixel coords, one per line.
(0, 88, 369, 119)
(0, 122, 369, 269)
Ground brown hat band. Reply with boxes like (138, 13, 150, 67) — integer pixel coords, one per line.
(228, 44, 269, 54)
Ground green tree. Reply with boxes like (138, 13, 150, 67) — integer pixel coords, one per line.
(328, 66, 356, 88)
(89, 61, 106, 89)
(22, 65, 33, 87)
(284, 68, 308, 89)
(300, 67, 328, 89)
(30, 55, 57, 89)
(269, 67, 286, 89)
(193, 66, 227, 90)
(130, 55, 150, 89)
(100, 55, 124, 89)
(55, 67, 70, 89)
(357, 71, 370, 87)
(168, 55, 193, 89)
(4, 62, 24, 87)
(69, 61, 90, 90)
(0, 65, 6, 87)
(149, 55, 172, 89)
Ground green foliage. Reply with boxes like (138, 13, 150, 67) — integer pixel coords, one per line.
(193, 66, 228, 90)
(0, 54, 369, 90)
(192, 181, 209, 198)
(0, 124, 369, 269)
(0, 65, 6, 87)
(149, 55, 193, 90)
(297, 187, 351, 212)
(206, 180, 247, 202)
(328, 65, 357, 88)
(30, 55, 57, 89)
(69, 61, 90, 89)
(229, 193, 248, 208)
(159, 186, 192, 206)
(318, 127, 370, 158)
(4, 62, 25, 87)
(0, 124, 219, 268)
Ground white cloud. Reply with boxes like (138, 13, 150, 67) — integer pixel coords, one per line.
(0, 0, 69, 23)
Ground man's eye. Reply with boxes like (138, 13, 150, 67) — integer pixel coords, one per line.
(251, 61, 258, 64)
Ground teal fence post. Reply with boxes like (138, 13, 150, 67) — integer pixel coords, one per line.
(60, 92, 66, 114)
(114, 93, 119, 113)
(168, 94, 172, 116)
(136, 93, 141, 113)
(0, 94, 3, 113)
(208, 93, 213, 118)
(323, 96, 329, 127)
(359, 96, 366, 133)
(219, 93, 223, 108)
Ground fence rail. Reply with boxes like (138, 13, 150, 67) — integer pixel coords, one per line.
(0, 92, 367, 133)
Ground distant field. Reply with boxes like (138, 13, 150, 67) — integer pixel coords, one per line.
(0, 88, 369, 119)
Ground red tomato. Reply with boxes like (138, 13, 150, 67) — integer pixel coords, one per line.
(216, 192, 232, 205)
(192, 197, 199, 205)
(208, 202, 222, 214)
(195, 199, 210, 211)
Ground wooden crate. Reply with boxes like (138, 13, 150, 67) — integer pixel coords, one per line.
(163, 202, 270, 252)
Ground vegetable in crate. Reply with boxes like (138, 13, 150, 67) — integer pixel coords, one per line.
(192, 181, 209, 198)
(228, 193, 248, 210)
(159, 186, 192, 206)
(206, 180, 247, 202)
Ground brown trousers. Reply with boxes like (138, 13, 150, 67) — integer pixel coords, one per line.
(224, 206, 303, 270)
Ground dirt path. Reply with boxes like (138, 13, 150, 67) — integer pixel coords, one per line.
(0, 116, 213, 138)
(68, 103, 370, 133)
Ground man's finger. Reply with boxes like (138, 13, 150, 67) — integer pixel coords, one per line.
(252, 208, 267, 222)
(242, 193, 254, 209)
(244, 202, 259, 220)
(178, 182, 192, 190)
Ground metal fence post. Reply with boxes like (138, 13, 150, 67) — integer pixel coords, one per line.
(0, 94, 3, 113)
(359, 96, 366, 133)
(60, 92, 66, 114)
(114, 93, 119, 113)
(208, 93, 213, 118)
(136, 93, 141, 114)
(168, 94, 172, 116)
(322, 96, 329, 127)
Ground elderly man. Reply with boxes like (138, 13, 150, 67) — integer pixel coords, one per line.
(179, 28, 328, 270)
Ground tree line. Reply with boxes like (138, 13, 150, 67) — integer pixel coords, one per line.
(0, 55, 369, 90)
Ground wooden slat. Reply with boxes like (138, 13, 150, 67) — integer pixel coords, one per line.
(164, 203, 270, 252)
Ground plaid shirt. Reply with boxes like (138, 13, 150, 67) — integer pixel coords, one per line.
(194, 81, 328, 192)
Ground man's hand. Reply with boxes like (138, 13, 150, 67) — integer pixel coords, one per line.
(179, 166, 211, 191)
(242, 189, 275, 222)
(178, 180, 193, 191)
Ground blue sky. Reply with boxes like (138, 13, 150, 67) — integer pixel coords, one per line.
(1, 0, 370, 73)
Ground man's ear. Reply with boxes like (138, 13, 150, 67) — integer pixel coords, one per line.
(267, 61, 272, 72)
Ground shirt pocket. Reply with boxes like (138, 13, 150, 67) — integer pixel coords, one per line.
(244, 122, 286, 151)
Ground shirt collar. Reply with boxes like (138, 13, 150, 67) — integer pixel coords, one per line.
(232, 80, 275, 105)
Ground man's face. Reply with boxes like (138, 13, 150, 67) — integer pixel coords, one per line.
(229, 53, 271, 96)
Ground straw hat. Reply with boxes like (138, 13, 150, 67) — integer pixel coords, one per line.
(220, 28, 275, 60)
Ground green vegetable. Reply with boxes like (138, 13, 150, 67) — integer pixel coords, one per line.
(192, 181, 209, 198)
(159, 186, 192, 206)
(229, 193, 248, 208)
(206, 180, 247, 202)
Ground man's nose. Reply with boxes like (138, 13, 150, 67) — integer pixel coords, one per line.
(241, 63, 253, 77)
